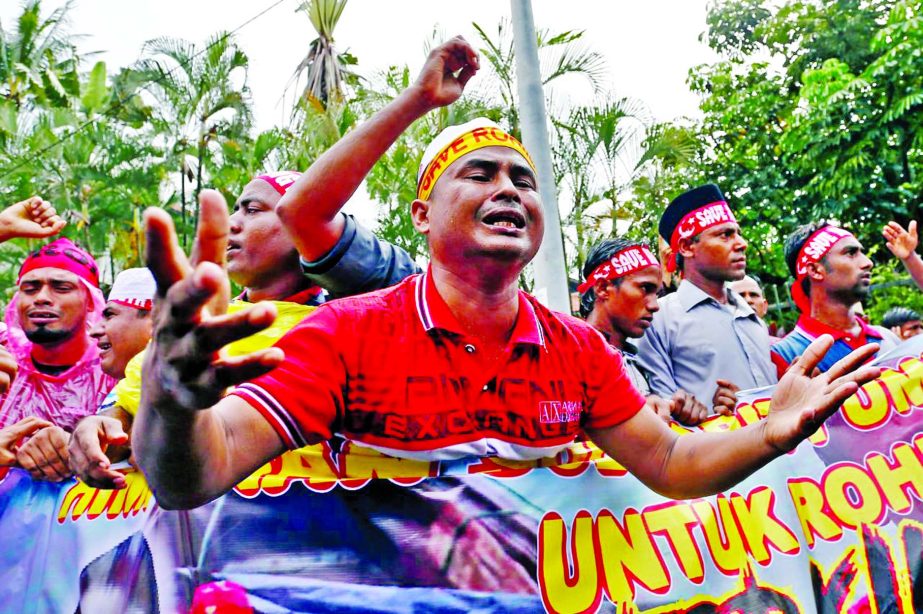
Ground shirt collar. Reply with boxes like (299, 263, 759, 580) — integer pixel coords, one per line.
(236, 285, 324, 306)
(676, 279, 755, 318)
(795, 313, 883, 342)
(414, 268, 546, 347)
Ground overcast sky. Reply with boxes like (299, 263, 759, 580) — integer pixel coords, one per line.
(1, 0, 719, 129)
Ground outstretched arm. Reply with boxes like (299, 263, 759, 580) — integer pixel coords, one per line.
(133, 192, 287, 509)
(277, 36, 479, 260)
(0, 197, 65, 243)
(589, 335, 880, 499)
(883, 221, 923, 291)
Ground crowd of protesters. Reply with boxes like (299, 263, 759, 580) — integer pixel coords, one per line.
(0, 36, 913, 513)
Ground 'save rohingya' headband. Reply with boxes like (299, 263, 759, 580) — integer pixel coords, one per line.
(578, 246, 659, 294)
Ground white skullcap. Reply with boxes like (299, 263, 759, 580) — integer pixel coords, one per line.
(108, 267, 156, 311)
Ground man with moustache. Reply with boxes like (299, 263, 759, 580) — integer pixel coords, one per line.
(0, 235, 114, 482)
(578, 237, 734, 424)
(637, 185, 777, 415)
(130, 36, 878, 511)
(771, 222, 900, 376)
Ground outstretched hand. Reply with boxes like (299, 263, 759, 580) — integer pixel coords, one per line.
(883, 220, 918, 261)
(413, 35, 480, 110)
(0, 196, 66, 242)
(764, 334, 880, 453)
(142, 190, 283, 412)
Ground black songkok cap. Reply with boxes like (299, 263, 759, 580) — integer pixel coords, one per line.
(658, 184, 727, 242)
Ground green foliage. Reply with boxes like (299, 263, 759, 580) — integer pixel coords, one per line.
(674, 0, 923, 315)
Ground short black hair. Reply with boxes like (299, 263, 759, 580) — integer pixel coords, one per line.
(579, 237, 646, 318)
(784, 221, 830, 299)
(882, 307, 921, 329)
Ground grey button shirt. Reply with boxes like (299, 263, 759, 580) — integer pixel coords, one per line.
(636, 279, 777, 407)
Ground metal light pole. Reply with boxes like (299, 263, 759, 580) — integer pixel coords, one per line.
(510, 0, 571, 312)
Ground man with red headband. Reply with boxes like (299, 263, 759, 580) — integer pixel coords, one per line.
(771, 222, 899, 376)
(0, 236, 115, 481)
(637, 184, 777, 415)
(578, 237, 726, 425)
(129, 36, 879, 511)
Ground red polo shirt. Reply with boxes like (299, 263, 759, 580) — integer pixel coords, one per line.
(232, 271, 646, 461)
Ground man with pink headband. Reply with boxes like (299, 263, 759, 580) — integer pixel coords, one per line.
(1, 236, 116, 481)
(0, 196, 66, 467)
(771, 222, 899, 376)
(131, 36, 879, 511)
(638, 184, 777, 414)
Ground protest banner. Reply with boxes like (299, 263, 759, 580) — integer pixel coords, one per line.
(3, 336, 922, 613)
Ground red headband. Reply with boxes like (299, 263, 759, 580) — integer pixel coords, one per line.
(578, 246, 659, 294)
(790, 225, 854, 312)
(666, 201, 737, 273)
(18, 238, 99, 288)
(256, 171, 302, 195)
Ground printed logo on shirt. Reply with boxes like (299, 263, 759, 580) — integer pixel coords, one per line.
(538, 400, 583, 424)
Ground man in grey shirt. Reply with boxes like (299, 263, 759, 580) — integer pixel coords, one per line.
(637, 184, 777, 412)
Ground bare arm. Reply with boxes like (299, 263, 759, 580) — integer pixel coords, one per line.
(277, 36, 479, 260)
(0, 196, 65, 243)
(883, 221, 923, 290)
(133, 192, 287, 509)
(588, 335, 880, 499)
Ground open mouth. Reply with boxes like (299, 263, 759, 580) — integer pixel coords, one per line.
(98, 341, 112, 353)
(28, 311, 58, 323)
(482, 209, 526, 230)
(226, 239, 242, 254)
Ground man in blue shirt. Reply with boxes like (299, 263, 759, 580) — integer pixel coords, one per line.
(771, 221, 899, 376)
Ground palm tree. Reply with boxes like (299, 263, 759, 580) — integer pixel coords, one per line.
(123, 31, 252, 243)
(471, 20, 606, 138)
(288, 0, 354, 112)
(552, 97, 652, 276)
(0, 0, 80, 112)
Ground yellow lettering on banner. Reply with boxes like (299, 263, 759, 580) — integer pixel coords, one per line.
(842, 377, 891, 430)
(58, 480, 98, 522)
(593, 453, 628, 478)
(787, 478, 843, 547)
(105, 472, 151, 519)
(733, 399, 769, 427)
(730, 487, 800, 564)
(466, 456, 534, 478)
(596, 509, 670, 600)
(643, 503, 705, 583)
(692, 497, 748, 575)
(235, 444, 339, 498)
(538, 511, 602, 614)
(546, 442, 594, 478)
(875, 358, 923, 418)
(339, 441, 436, 486)
(823, 464, 885, 529)
(866, 441, 923, 514)
(56, 474, 151, 523)
(83, 486, 116, 520)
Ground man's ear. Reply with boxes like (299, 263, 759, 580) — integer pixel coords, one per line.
(676, 236, 696, 260)
(411, 199, 431, 235)
(593, 279, 610, 302)
(807, 260, 825, 283)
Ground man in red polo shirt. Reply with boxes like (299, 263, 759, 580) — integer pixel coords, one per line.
(133, 36, 880, 510)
